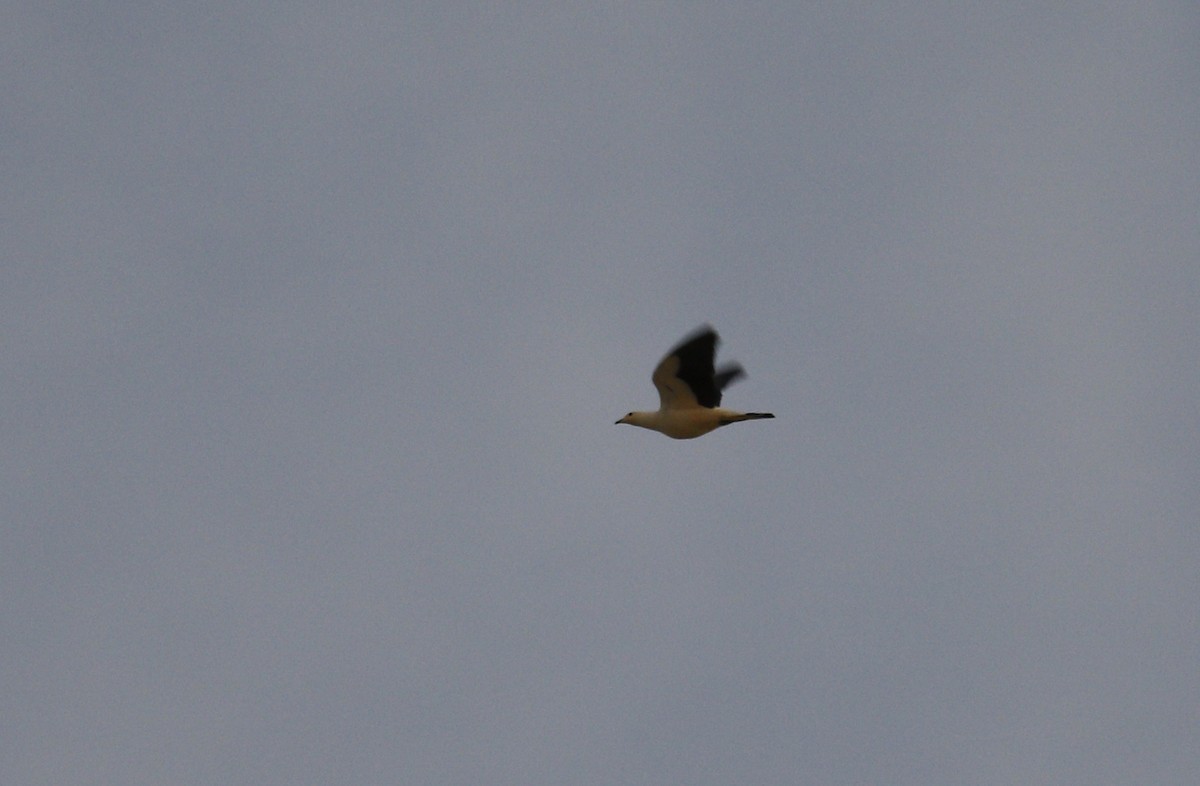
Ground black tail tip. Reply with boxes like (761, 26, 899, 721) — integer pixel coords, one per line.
(750, 413, 775, 419)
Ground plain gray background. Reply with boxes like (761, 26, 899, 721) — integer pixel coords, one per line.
(4, 3, 1198, 784)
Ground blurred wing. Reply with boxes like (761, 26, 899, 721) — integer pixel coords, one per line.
(652, 352, 701, 410)
(651, 327, 729, 410)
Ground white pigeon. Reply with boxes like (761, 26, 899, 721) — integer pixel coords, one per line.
(616, 326, 775, 439)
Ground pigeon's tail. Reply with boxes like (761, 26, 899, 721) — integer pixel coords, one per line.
(718, 412, 775, 426)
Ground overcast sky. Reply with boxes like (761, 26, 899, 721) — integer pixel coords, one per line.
(4, 3, 1198, 784)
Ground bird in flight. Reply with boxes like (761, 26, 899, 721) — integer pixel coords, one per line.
(616, 326, 775, 439)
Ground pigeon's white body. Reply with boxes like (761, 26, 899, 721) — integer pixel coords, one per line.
(617, 406, 769, 440)
(616, 326, 774, 440)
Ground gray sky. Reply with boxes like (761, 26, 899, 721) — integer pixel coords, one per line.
(4, 3, 1198, 784)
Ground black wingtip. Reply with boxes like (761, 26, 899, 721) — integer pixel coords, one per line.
(714, 364, 746, 391)
(674, 324, 718, 347)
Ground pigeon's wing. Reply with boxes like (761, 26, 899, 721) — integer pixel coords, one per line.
(651, 326, 732, 410)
